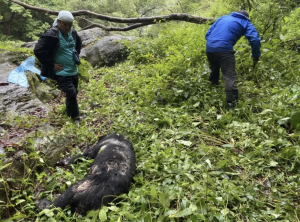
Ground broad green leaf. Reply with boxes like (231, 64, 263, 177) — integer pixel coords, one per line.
(108, 206, 119, 211)
(177, 140, 192, 147)
(290, 110, 300, 128)
(189, 203, 197, 212)
(99, 208, 108, 221)
(0, 162, 12, 171)
(7, 178, 16, 182)
(260, 109, 273, 115)
(222, 144, 233, 148)
(172, 208, 192, 217)
(185, 173, 194, 181)
(39, 157, 44, 163)
(164, 210, 178, 216)
(144, 213, 152, 222)
(15, 199, 25, 205)
(3, 213, 27, 220)
(262, 49, 269, 53)
(221, 208, 230, 216)
(193, 102, 200, 107)
(205, 159, 212, 168)
(246, 193, 254, 200)
(217, 159, 228, 168)
(277, 117, 290, 125)
(151, 186, 157, 198)
(43, 209, 54, 217)
(216, 197, 223, 201)
(159, 193, 170, 208)
(270, 160, 278, 167)
(165, 129, 175, 135)
(271, 38, 280, 43)
(271, 213, 281, 219)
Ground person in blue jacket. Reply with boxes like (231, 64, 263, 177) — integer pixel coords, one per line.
(205, 10, 261, 110)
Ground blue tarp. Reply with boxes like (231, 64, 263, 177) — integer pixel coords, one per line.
(8, 56, 46, 88)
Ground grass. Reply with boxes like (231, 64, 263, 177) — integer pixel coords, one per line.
(1, 21, 300, 221)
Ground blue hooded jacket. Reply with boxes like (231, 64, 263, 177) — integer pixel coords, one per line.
(206, 12, 261, 59)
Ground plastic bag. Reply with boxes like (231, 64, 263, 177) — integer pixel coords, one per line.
(8, 56, 46, 88)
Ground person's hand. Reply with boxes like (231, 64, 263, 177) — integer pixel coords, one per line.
(53, 63, 63, 71)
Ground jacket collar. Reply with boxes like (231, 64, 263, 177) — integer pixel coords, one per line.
(230, 12, 250, 21)
(44, 26, 76, 38)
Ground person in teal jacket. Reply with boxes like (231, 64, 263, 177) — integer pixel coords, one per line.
(34, 11, 82, 124)
(205, 10, 261, 110)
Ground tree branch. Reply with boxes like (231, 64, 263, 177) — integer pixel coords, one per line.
(247, 0, 252, 11)
(141, 7, 156, 17)
(7, 0, 214, 28)
(80, 18, 154, 31)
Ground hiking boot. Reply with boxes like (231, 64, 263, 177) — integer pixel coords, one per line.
(73, 117, 80, 125)
(228, 102, 236, 110)
(226, 90, 238, 111)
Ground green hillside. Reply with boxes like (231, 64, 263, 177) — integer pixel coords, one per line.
(1, 0, 300, 221)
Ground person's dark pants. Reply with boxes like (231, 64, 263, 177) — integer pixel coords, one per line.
(206, 51, 238, 105)
(56, 74, 79, 119)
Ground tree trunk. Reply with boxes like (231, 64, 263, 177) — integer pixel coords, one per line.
(7, 12, 15, 36)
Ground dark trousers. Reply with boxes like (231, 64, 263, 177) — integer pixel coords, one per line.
(206, 51, 238, 103)
(206, 51, 237, 91)
(56, 75, 79, 119)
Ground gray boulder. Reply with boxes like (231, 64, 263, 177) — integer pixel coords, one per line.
(21, 41, 37, 49)
(0, 49, 26, 82)
(20, 28, 108, 57)
(78, 27, 109, 58)
(0, 49, 58, 115)
(0, 83, 49, 115)
(85, 35, 134, 67)
(77, 27, 108, 47)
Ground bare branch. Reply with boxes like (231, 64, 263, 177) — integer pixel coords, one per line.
(7, 0, 214, 25)
(177, 0, 185, 13)
(81, 22, 153, 31)
(247, 0, 252, 11)
(141, 7, 156, 17)
(80, 18, 153, 31)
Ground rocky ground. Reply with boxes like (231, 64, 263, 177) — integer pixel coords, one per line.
(0, 27, 136, 205)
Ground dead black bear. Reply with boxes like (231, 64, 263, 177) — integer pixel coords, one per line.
(37, 133, 136, 215)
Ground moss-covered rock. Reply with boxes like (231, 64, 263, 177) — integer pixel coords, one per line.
(78, 58, 93, 82)
(7, 51, 32, 66)
(26, 72, 60, 103)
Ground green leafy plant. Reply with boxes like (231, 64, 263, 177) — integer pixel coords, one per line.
(1, 0, 300, 221)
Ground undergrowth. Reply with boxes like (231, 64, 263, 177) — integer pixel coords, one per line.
(1, 21, 300, 222)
